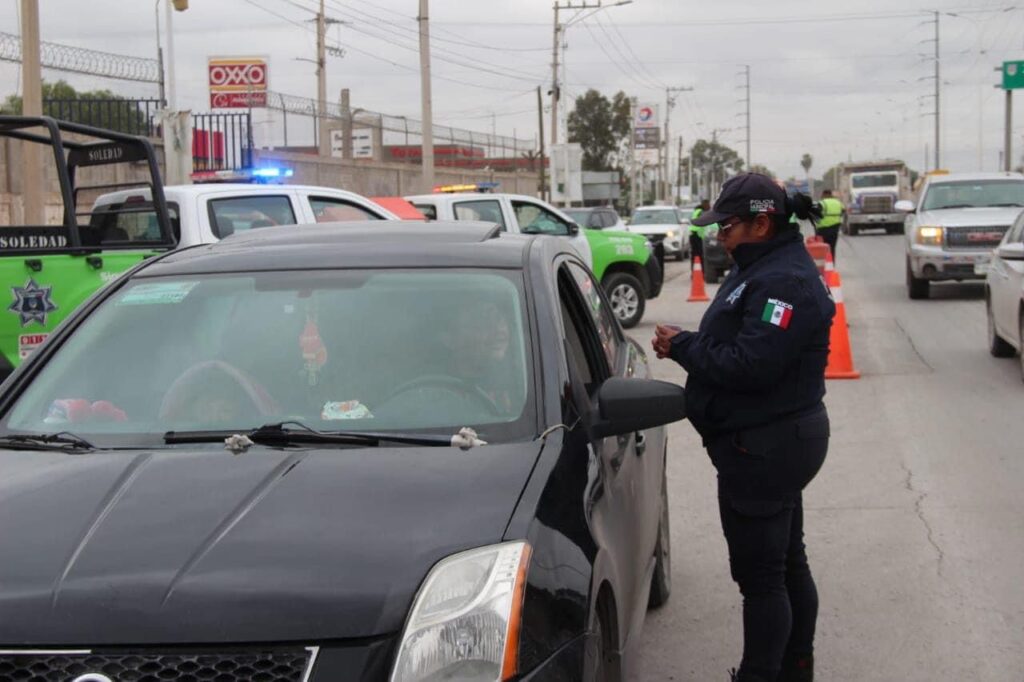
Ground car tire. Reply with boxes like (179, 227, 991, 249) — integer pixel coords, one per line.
(704, 266, 720, 285)
(604, 272, 645, 329)
(987, 298, 1015, 357)
(848, 224, 859, 236)
(648, 468, 672, 609)
(907, 259, 929, 299)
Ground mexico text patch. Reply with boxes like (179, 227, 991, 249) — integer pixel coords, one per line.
(761, 298, 793, 329)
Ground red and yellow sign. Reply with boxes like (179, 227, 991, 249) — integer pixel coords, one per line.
(208, 57, 268, 109)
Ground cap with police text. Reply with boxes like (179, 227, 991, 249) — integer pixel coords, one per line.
(691, 173, 787, 226)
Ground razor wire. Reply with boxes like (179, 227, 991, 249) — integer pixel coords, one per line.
(0, 31, 161, 84)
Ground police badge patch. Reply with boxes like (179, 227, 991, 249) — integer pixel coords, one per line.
(9, 279, 58, 327)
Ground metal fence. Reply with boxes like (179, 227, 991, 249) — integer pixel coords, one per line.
(264, 89, 537, 170)
(191, 112, 253, 172)
(43, 98, 162, 137)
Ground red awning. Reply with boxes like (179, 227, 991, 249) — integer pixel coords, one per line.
(370, 197, 427, 221)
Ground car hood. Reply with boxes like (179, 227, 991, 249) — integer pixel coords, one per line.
(916, 206, 1022, 227)
(0, 442, 541, 645)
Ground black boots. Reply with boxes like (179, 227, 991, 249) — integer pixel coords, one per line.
(777, 654, 814, 682)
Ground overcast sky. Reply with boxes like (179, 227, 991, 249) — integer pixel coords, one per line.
(2, 0, 1023, 180)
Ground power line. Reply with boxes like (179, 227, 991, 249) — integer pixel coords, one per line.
(594, 13, 666, 89)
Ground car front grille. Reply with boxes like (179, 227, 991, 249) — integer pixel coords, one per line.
(0, 648, 314, 682)
(945, 225, 1008, 249)
(942, 263, 977, 276)
(860, 195, 894, 213)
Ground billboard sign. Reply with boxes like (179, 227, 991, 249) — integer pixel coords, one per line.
(209, 57, 268, 108)
(634, 127, 660, 165)
(635, 103, 659, 129)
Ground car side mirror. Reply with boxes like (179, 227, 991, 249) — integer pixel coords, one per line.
(567, 221, 580, 235)
(997, 242, 1024, 260)
(895, 200, 916, 213)
(590, 378, 686, 439)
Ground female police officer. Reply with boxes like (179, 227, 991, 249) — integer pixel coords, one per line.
(652, 173, 834, 682)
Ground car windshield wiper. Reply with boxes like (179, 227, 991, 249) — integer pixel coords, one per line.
(0, 431, 96, 451)
(164, 421, 486, 450)
(989, 202, 1024, 207)
(932, 204, 974, 209)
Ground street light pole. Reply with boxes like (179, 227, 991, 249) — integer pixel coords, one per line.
(419, 0, 435, 191)
(20, 0, 43, 224)
(165, 0, 177, 110)
(663, 86, 692, 201)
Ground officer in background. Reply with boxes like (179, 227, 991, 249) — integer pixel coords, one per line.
(652, 173, 835, 682)
(690, 199, 715, 270)
(816, 189, 844, 262)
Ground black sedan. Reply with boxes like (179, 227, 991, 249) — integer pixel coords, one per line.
(0, 222, 685, 681)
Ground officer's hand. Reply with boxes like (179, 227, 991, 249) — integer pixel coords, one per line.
(652, 324, 683, 359)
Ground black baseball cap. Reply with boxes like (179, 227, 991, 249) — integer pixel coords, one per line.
(692, 172, 787, 226)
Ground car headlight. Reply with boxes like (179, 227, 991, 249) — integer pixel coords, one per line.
(390, 542, 531, 682)
(666, 230, 676, 239)
(915, 226, 943, 246)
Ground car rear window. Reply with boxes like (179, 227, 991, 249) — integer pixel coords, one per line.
(208, 195, 296, 238)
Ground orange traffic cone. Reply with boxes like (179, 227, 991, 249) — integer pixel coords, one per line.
(688, 256, 711, 302)
(825, 270, 860, 379)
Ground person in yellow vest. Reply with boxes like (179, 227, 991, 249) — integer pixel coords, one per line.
(817, 190, 844, 262)
(690, 199, 718, 271)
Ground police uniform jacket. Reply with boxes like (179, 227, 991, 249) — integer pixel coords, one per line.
(669, 229, 836, 439)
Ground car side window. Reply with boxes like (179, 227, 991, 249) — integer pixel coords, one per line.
(413, 203, 437, 221)
(567, 262, 621, 370)
(453, 200, 507, 230)
(512, 200, 572, 236)
(602, 211, 619, 228)
(1008, 213, 1024, 243)
(588, 212, 604, 229)
(558, 268, 609, 391)
(309, 196, 383, 223)
(208, 195, 296, 239)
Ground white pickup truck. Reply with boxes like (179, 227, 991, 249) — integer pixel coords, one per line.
(92, 183, 399, 247)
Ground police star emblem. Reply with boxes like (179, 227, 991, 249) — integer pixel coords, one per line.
(9, 279, 58, 327)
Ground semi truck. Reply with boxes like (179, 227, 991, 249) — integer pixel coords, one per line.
(837, 160, 912, 235)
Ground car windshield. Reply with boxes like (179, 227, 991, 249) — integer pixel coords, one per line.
(563, 209, 592, 223)
(631, 209, 678, 225)
(921, 180, 1024, 211)
(1, 270, 535, 447)
(851, 173, 898, 189)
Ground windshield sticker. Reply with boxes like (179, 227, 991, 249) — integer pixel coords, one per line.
(118, 281, 198, 306)
(8, 279, 58, 327)
(322, 400, 374, 420)
(18, 333, 48, 360)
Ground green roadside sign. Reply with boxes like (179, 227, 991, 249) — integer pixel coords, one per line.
(1002, 61, 1024, 90)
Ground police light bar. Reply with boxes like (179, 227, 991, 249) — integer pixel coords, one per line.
(191, 167, 294, 184)
(432, 181, 500, 194)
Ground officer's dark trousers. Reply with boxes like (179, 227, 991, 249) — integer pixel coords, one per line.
(690, 233, 704, 270)
(817, 226, 840, 264)
(706, 406, 829, 682)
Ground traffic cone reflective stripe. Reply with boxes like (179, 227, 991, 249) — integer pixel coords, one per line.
(688, 256, 710, 302)
(825, 271, 860, 380)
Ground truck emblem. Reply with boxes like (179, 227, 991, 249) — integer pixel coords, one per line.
(8, 278, 58, 327)
(71, 675, 113, 682)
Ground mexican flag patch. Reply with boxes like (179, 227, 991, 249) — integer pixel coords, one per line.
(761, 298, 793, 329)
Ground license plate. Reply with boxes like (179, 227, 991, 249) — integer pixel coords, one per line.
(974, 262, 990, 275)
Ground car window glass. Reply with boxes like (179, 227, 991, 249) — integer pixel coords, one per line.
(631, 209, 679, 225)
(86, 201, 180, 245)
(2, 270, 534, 445)
(413, 203, 437, 221)
(567, 262, 620, 369)
(453, 200, 507, 230)
(208, 195, 296, 238)
(1009, 214, 1024, 243)
(602, 211, 619, 228)
(558, 271, 609, 390)
(512, 200, 572, 236)
(589, 212, 604, 229)
(310, 196, 382, 223)
(921, 181, 1024, 211)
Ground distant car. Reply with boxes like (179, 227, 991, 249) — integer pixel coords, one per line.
(0, 222, 686, 681)
(900, 172, 1024, 299)
(628, 206, 688, 260)
(986, 210, 1024, 380)
(563, 206, 627, 232)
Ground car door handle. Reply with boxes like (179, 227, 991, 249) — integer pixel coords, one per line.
(634, 431, 646, 456)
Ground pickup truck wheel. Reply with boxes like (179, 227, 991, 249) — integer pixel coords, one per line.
(906, 259, 929, 299)
(987, 299, 1015, 357)
(604, 272, 645, 329)
(848, 224, 859, 236)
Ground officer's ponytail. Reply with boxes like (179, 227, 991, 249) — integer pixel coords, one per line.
(776, 192, 822, 230)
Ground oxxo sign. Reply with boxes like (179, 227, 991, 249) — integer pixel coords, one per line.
(209, 57, 268, 109)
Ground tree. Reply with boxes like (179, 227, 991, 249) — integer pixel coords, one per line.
(749, 163, 775, 178)
(0, 80, 151, 135)
(567, 89, 631, 171)
(690, 138, 744, 197)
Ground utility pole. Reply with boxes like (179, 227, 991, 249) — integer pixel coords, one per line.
(165, 0, 177, 110)
(550, 3, 562, 149)
(316, 0, 329, 157)
(20, 0, 43, 225)
(1005, 88, 1013, 172)
(663, 86, 693, 201)
(537, 86, 547, 201)
(630, 96, 639, 211)
(419, 0, 435, 191)
(934, 10, 941, 169)
(739, 65, 751, 168)
(154, 1, 166, 106)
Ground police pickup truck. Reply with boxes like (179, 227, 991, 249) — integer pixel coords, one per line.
(406, 189, 663, 328)
(0, 116, 178, 380)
